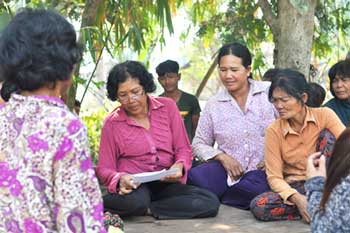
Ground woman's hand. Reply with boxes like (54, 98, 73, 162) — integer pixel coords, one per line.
(256, 160, 265, 170)
(118, 174, 139, 195)
(289, 193, 310, 223)
(215, 153, 244, 181)
(161, 162, 183, 183)
(306, 152, 326, 179)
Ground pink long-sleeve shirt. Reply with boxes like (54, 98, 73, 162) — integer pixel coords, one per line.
(96, 96, 193, 194)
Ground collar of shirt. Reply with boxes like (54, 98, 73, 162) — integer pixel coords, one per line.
(281, 107, 317, 137)
(10, 93, 65, 107)
(111, 95, 165, 124)
(216, 79, 270, 102)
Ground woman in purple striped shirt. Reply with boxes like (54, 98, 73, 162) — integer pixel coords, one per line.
(188, 42, 277, 210)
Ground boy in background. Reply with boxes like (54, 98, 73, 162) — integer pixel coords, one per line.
(156, 60, 201, 143)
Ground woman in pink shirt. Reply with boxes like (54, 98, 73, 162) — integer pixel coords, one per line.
(97, 61, 220, 219)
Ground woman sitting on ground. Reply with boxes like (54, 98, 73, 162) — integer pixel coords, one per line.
(0, 9, 105, 232)
(187, 42, 277, 210)
(324, 59, 350, 126)
(250, 69, 345, 222)
(96, 60, 220, 219)
(306, 128, 350, 232)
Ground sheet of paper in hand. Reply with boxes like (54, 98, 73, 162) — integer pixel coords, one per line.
(132, 168, 179, 184)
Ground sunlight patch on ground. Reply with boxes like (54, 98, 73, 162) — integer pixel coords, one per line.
(210, 223, 233, 230)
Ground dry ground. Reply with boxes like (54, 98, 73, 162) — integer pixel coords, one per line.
(123, 204, 310, 233)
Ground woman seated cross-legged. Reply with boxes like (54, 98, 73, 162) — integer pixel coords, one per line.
(187, 42, 277, 210)
(96, 61, 220, 219)
(250, 69, 345, 222)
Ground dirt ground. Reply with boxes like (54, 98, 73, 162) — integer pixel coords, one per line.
(123, 204, 310, 233)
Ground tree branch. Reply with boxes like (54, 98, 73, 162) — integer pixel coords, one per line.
(257, 0, 278, 36)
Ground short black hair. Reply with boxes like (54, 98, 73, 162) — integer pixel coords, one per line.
(262, 68, 280, 82)
(269, 69, 309, 105)
(218, 42, 252, 79)
(307, 82, 326, 107)
(0, 8, 82, 91)
(74, 99, 81, 107)
(0, 80, 18, 101)
(107, 60, 156, 101)
(328, 60, 350, 98)
(155, 60, 180, 76)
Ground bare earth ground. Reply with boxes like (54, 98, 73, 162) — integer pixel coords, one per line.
(123, 204, 310, 233)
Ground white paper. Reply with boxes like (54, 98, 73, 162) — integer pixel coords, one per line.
(132, 168, 179, 184)
(227, 175, 241, 187)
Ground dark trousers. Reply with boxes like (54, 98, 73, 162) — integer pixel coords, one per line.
(187, 160, 270, 210)
(103, 181, 220, 219)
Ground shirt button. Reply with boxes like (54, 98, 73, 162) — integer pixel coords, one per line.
(155, 157, 159, 162)
(244, 144, 248, 148)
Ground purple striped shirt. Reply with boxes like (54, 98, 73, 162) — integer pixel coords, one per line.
(193, 80, 277, 172)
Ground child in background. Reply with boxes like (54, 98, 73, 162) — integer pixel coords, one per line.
(307, 82, 326, 107)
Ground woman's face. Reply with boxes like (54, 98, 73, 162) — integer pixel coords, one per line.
(117, 78, 147, 116)
(218, 55, 251, 94)
(271, 88, 306, 120)
(332, 75, 350, 100)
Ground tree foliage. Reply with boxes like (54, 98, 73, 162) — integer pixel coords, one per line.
(0, 0, 190, 106)
(192, 0, 350, 78)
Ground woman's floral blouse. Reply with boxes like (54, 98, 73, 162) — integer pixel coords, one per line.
(0, 94, 106, 233)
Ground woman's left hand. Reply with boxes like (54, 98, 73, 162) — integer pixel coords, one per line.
(161, 162, 183, 183)
(306, 152, 326, 179)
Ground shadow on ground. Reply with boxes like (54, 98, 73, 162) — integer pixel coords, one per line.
(123, 204, 310, 233)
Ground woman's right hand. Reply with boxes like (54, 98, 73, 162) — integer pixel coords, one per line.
(306, 152, 326, 179)
(215, 153, 244, 181)
(289, 193, 310, 223)
(118, 174, 139, 195)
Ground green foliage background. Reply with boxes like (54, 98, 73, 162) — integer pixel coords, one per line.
(82, 110, 107, 165)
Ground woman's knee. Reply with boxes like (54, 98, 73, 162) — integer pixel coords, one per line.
(103, 192, 150, 216)
(193, 188, 220, 217)
(250, 193, 271, 221)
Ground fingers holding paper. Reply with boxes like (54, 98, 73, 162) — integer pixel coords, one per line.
(119, 174, 140, 195)
(161, 162, 183, 183)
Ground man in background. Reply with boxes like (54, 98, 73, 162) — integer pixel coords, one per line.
(156, 60, 201, 143)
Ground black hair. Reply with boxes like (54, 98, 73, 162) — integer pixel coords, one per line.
(74, 99, 81, 107)
(155, 60, 179, 76)
(218, 42, 252, 79)
(262, 68, 280, 82)
(328, 60, 350, 98)
(0, 8, 82, 92)
(107, 60, 156, 101)
(0, 80, 18, 101)
(320, 128, 350, 209)
(307, 82, 326, 107)
(268, 69, 309, 105)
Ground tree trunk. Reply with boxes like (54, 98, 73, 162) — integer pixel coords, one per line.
(274, 0, 316, 80)
(259, 0, 317, 80)
(65, 0, 100, 110)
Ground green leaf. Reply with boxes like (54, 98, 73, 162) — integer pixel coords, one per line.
(0, 12, 11, 33)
